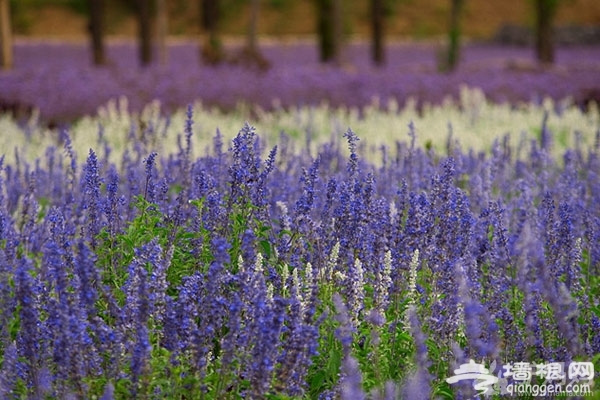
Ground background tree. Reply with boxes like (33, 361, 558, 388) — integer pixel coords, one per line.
(371, 0, 385, 65)
(535, 0, 558, 64)
(200, 0, 224, 64)
(445, 0, 464, 71)
(0, 0, 12, 70)
(88, 0, 105, 66)
(136, 0, 153, 66)
(156, 0, 168, 65)
(231, 0, 270, 70)
(246, 0, 260, 56)
(315, 0, 343, 64)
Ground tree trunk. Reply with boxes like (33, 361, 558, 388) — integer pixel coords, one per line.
(536, 0, 556, 64)
(156, 0, 168, 65)
(371, 0, 384, 65)
(316, 0, 333, 62)
(248, 0, 259, 52)
(0, 0, 12, 70)
(446, 0, 463, 71)
(88, 0, 105, 66)
(200, 0, 224, 64)
(316, 0, 342, 64)
(232, 0, 270, 70)
(332, 0, 342, 65)
(137, 0, 153, 66)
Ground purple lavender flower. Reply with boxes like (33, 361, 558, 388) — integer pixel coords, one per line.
(401, 306, 432, 399)
(81, 149, 103, 249)
(184, 236, 231, 379)
(340, 354, 366, 400)
(320, 177, 337, 223)
(477, 200, 512, 311)
(240, 228, 257, 267)
(174, 272, 202, 354)
(295, 156, 320, 218)
(130, 323, 150, 396)
(333, 293, 355, 351)
(589, 315, 600, 355)
(246, 287, 285, 398)
(14, 257, 43, 394)
(274, 269, 320, 397)
(0, 177, 15, 345)
(536, 259, 583, 359)
(523, 283, 551, 360)
(347, 257, 365, 328)
(121, 241, 165, 396)
(228, 123, 261, 206)
(343, 129, 360, 177)
(254, 145, 278, 213)
(100, 381, 115, 400)
(215, 290, 244, 390)
(555, 202, 582, 292)
(103, 165, 121, 235)
(143, 152, 158, 203)
(0, 341, 19, 397)
(61, 130, 78, 206)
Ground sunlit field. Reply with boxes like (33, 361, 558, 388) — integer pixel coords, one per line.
(0, 39, 599, 399)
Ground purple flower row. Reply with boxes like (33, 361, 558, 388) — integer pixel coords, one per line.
(1, 40, 599, 123)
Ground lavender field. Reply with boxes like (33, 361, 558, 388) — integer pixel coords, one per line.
(1, 40, 600, 123)
(0, 39, 599, 399)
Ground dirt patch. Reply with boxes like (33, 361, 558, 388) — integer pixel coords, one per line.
(25, 6, 88, 37)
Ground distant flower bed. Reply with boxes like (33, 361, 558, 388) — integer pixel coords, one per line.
(1, 40, 599, 123)
(0, 103, 598, 398)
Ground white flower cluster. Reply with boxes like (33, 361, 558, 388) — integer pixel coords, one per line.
(4, 86, 596, 166)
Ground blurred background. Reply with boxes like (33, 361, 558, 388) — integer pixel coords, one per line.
(1, 0, 599, 123)
(6, 0, 600, 41)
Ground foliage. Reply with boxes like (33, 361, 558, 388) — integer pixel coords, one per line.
(0, 106, 599, 398)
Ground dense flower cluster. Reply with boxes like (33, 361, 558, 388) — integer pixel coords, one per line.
(0, 109, 598, 398)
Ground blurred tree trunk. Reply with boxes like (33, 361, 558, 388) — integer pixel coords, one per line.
(137, 0, 153, 66)
(316, 0, 342, 64)
(247, 0, 259, 52)
(332, 0, 342, 65)
(88, 0, 105, 66)
(156, 0, 167, 65)
(371, 0, 384, 65)
(200, 0, 224, 64)
(232, 0, 270, 70)
(536, 0, 557, 64)
(0, 0, 12, 70)
(445, 0, 463, 71)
